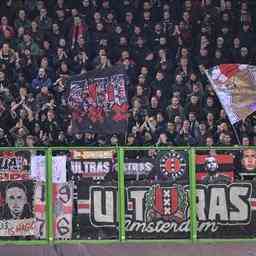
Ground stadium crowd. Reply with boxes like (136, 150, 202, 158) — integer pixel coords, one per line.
(0, 0, 256, 147)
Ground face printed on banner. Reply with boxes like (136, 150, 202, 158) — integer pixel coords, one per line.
(6, 186, 27, 219)
(0, 181, 35, 236)
(205, 157, 219, 173)
(242, 149, 256, 172)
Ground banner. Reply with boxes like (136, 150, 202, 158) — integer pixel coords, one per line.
(125, 183, 189, 239)
(122, 149, 189, 239)
(123, 150, 188, 182)
(53, 150, 117, 240)
(77, 182, 118, 239)
(196, 182, 256, 239)
(123, 158, 158, 180)
(53, 182, 73, 239)
(0, 180, 35, 237)
(67, 65, 129, 134)
(70, 150, 115, 181)
(0, 151, 30, 181)
(205, 64, 256, 124)
(71, 150, 114, 159)
(158, 150, 188, 182)
(70, 149, 187, 182)
(76, 182, 256, 239)
(77, 183, 188, 239)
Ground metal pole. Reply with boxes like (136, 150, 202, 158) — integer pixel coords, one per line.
(118, 147, 126, 241)
(46, 148, 54, 244)
(189, 148, 197, 243)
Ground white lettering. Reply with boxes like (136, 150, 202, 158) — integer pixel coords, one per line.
(230, 186, 249, 221)
(209, 188, 228, 221)
(125, 219, 218, 233)
(197, 189, 206, 221)
(130, 191, 147, 221)
(93, 191, 114, 223)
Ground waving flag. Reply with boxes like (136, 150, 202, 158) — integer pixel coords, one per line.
(205, 64, 256, 124)
(67, 65, 129, 135)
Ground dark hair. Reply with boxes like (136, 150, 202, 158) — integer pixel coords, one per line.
(6, 182, 27, 194)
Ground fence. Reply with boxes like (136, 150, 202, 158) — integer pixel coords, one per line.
(0, 146, 256, 245)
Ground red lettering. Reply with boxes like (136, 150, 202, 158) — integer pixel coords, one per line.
(0, 172, 30, 181)
(15, 222, 34, 234)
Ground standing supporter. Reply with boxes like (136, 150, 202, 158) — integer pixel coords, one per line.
(31, 68, 52, 93)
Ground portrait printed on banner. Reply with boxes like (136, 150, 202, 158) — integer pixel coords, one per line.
(0, 181, 34, 220)
(202, 156, 231, 184)
(239, 148, 256, 180)
(241, 149, 256, 172)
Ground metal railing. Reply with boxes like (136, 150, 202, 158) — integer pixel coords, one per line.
(0, 146, 255, 245)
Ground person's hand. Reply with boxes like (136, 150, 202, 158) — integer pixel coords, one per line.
(39, 130, 44, 139)
(123, 59, 129, 67)
(15, 59, 21, 69)
(15, 122, 20, 129)
(48, 133, 53, 141)
(54, 77, 65, 90)
(21, 95, 26, 101)
(0, 86, 6, 93)
(49, 102, 56, 109)
(174, 25, 181, 35)
(81, 52, 88, 61)
(16, 119, 23, 129)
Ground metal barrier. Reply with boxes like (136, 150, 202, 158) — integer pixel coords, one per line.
(0, 146, 255, 244)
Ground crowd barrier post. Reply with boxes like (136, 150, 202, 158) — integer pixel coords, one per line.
(189, 148, 197, 243)
(46, 148, 53, 244)
(118, 147, 126, 242)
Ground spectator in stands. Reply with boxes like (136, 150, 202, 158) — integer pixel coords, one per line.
(0, 0, 255, 147)
(31, 68, 52, 93)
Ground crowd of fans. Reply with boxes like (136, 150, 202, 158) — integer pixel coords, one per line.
(0, 0, 256, 147)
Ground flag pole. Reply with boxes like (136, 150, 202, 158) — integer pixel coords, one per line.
(231, 122, 241, 145)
